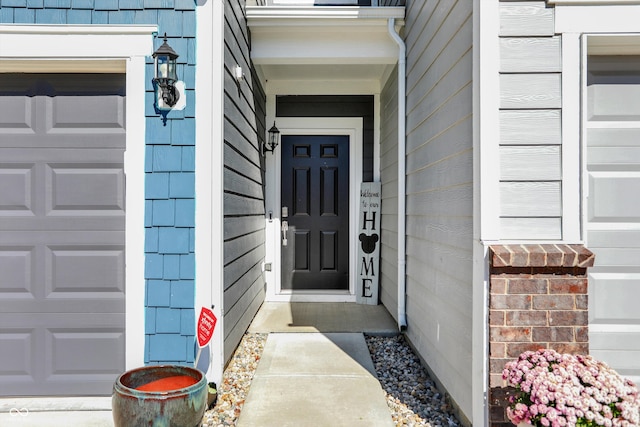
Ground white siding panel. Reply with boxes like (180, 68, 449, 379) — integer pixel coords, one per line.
(500, 217, 562, 240)
(500, 110, 561, 145)
(500, 36, 561, 72)
(500, 73, 562, 109)
(500, 182, 561, 217)
(499, 1, 554, 37)
(500, 145, 561, 181)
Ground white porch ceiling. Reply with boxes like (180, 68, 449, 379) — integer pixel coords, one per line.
(246, 6, 405, 84)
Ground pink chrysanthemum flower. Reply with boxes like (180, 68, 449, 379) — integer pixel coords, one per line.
(503, 349, 640, 427)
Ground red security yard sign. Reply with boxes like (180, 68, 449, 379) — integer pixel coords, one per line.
(197, 307, 217, 347)
(195, 307, 217, 369)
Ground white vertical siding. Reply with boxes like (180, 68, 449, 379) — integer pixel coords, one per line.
(403, 0, 474, 419)
(498, 0, 562, 240)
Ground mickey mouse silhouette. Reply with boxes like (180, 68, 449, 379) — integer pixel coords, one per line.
(359, 233, 379, 254)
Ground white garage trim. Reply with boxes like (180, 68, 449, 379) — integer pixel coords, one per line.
(555, 5, 640, 34)
(0, 24, 156, 372)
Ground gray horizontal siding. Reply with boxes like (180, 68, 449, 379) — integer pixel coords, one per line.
(380, 66, 399, 322)
(403, 0, 474, 420)
(223, 0, 267, 365)
(498, 0, 562, 240)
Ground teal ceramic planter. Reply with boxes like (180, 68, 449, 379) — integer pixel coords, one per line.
(112, 365, 207, 427)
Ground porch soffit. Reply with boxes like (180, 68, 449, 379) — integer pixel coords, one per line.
(246, 6, 404, 83)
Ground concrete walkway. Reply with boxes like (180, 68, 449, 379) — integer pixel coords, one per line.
(237, 332, 394, 427)
(0, 397, 113, 426)
(0, 303, 398, 427)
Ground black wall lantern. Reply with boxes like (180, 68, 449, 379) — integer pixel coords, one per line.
(153, 33, 180, 108)
(263, 122, 280, 155)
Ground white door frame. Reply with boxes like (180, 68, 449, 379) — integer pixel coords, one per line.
(264, 117, 363, 302)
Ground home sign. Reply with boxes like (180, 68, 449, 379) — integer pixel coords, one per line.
(357, 182, 381, 305)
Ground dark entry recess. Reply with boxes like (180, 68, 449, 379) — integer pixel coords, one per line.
(276, 95, 374, 181)
(281, 135, 350, 291)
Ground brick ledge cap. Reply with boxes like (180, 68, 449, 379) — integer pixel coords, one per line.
(490, 244, 595, 268)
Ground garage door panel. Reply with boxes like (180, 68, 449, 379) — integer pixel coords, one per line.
(588, 248, 640, 266)
(0, 329, 36, 376)
(49, 165, 125, 213)
(0, 314, 124, 396)
(0, 246, 35, 295)
(588, 172, 640, 221)
(48, 328, 125, 375)
(0, 74, 126, 396)
(587, 147, 640, 169)
(589, 347, 640, 383)
(588, 230, 640, 247)
(589, 273, 640, 322)
(50, 246, 124, 293)
(0, 217, 124, 231)
(587, 56, 640, 383)
(0, 164, 35, 213)
(47, 95, 125, 132)
(587, 84, 640, 121)
(0, 96, 35, 134)
(588, 127, 640, 147)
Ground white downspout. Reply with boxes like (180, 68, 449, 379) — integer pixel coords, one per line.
(388, 18, 407, 330)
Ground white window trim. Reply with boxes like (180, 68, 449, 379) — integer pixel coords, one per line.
(0, 24, 156, 372)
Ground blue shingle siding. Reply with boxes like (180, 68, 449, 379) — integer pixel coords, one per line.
(14, 7, 35, 22)
(147, 280, 171, 307)
(3, 0, 28, 7)
(1, 8, 14, 20)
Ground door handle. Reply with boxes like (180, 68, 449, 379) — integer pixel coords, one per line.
(281, 221, 288, 246)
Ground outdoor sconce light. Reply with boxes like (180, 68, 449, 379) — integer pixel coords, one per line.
(153, 33, 180, 108)
(263, 122, 280, 155)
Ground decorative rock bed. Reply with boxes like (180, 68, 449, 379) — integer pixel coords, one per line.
(202, 333, 462, 427)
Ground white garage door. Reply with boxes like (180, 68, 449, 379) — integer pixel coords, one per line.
(0, 74, 126, 396)
(586, 56, 640, 386)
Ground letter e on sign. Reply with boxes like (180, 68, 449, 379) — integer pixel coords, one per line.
(197, 307, 217, 348)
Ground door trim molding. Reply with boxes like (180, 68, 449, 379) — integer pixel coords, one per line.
(265, 117, 363, 302)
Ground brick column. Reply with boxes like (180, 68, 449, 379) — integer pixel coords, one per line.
(488, 244, 595, 427)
